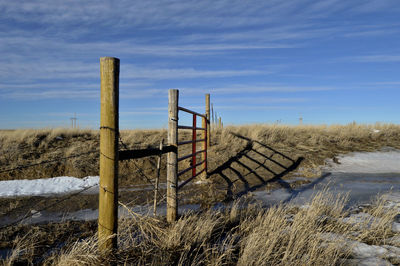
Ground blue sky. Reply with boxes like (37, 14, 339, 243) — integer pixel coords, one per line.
(1, 0, 400, 129)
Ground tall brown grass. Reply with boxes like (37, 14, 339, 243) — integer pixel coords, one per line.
(3, 190, 398, 265)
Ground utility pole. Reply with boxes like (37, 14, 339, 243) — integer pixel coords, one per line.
(70, 113, 77, 128)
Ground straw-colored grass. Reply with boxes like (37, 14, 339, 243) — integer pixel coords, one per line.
(1, 123, 400, 184)
(1, 123, 400, 264)
(2, 190, 397, 265)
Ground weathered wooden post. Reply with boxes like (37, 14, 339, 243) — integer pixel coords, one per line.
(167, 89, 178, 222)
(211, 103, 214, 128)
(200, 115, 207, 180)
(153, 139, 163, 216)
(219, 117, 222, 128)
(205, 94, 210, 148)
(99, 57, 119, 252)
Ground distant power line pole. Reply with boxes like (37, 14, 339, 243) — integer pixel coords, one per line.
(70, 113, 78, 128)
(299, 114, 303, 125)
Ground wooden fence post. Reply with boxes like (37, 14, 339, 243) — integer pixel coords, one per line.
(211, 103, 214, 128)
(167, 89, 178, 222)
(99, 57, 119, 252)
(153, 139, 163, 216)
(205, 94, 210, 148)
(200, 116, 207, 180)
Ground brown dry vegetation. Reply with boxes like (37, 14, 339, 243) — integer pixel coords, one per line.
(1, 191, 398, 265)
(1, 123, 400, 265)
(1, 123, 399, 183)
(1, 123, 400, 217)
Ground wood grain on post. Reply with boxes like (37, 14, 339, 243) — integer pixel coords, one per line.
(99, 57, 119, 252)
(205, 94, 210, 148)
(167, 89, 178, 223)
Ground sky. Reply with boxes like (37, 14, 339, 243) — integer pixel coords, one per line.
(1, 0, 400, 129)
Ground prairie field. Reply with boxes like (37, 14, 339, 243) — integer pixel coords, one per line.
(1, 123, 400, 265)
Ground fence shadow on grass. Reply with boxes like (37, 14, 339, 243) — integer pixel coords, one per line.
(208, 133, 329, 202)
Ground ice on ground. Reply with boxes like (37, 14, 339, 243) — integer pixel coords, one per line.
(324, 149, 400, 173)
(392, 222, 400, 233)
(0, 176, 99, 197)
(322, 232, 398, 263)
(387, 236, 400, 246)
(352, 242, 388, 258)
(342, 212, 379, 228)
(347, 257, 393, 266)
(383, 245, 400, 257)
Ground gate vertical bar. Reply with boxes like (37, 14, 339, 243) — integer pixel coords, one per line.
(99, 57, 119, 253)
(205, 94, 210, 148)
(167, 89, 179, 222)
(192, 114, 197, 178)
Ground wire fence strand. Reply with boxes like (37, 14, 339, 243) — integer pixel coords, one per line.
(0, 149, 99, 174)
(0, 130, 167, 230)
(0, 182, 99, 230)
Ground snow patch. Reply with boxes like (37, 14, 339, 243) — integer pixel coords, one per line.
(0, 176, 99, 197)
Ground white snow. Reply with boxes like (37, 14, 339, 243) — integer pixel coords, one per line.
(0, 176, 99, 198)
(324, 149, 400, 173)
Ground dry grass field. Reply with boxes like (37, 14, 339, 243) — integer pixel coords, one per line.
(1, 123, 400, 182)
(1, 123, 400, 265)
(2, 191, 399, 265)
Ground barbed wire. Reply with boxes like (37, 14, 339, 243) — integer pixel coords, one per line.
(0, 149, 99, 174)
(0, 135, 99, 161)
(0, 130, 168, 230)
(118, 136, 157, 187)
(0, 182, 99, 230)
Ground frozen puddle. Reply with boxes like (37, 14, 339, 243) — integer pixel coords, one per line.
(0, 203, 201, 226)
(324, 147, 400, 173)
(254, 149, 400, 207)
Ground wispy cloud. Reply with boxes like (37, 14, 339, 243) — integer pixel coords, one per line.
(363, 81, 400, 86)
(0, 57, 265, 85)
(215, 97, 310, 104)
(1, 90, 98, 100)
(1, 1, 400, 128)
(123, 66, 266, 80)
(347, 55, 400, 63)
(176, 85, 340, 96)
